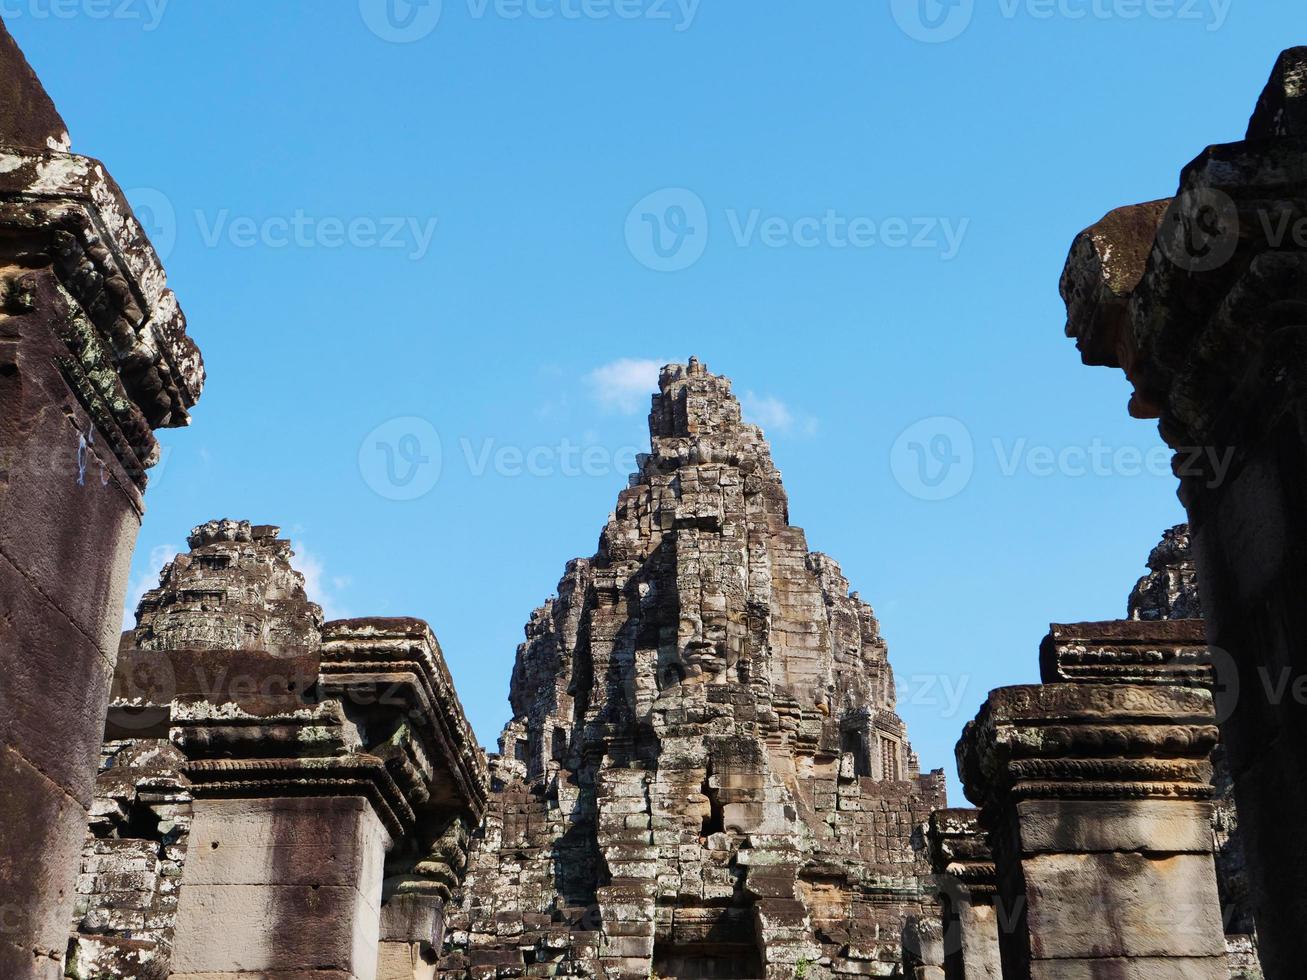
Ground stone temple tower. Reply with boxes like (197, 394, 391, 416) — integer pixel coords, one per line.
(441, 359, 945, 980)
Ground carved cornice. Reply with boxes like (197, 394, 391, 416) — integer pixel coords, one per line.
(956, 684, 1219, 808)
(1039, 620, 1214, 689)
(320, 618, 489, 819)
(925, 808, 996, 899)
(183, 755, 413, 841)
(0, 144, 203, 486)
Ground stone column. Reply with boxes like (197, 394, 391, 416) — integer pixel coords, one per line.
(0, 21, 203, 979)
(1060, 48, 1307, 978)
(82, 531, 487, 979)
(924, 809, 1001, 980)
(1039, 618, 1259, 974)
(957, 684, 1226, 979)
(901, 916, 945, 980)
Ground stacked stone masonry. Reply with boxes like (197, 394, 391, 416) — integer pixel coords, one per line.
(6, 15, 1306, 980)
(1, 18, 204, 980)
(1061, 45, 1307, 980)
(441, 360, 946, 980)
(66, 520, 489, 979)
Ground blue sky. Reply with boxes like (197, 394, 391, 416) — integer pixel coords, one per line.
(8, 1, 1299, 799)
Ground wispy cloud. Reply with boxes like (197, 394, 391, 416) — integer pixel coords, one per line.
(741, 391, 818, 437)
(293, 541, 351, 622)
(587, 358, 665, 415)
(122, 543, 178, 632)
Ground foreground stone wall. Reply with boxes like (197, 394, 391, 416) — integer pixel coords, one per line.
(0, 19, 204, 979)
(67, 520, 488, 979)
(1061, 46, 1307, 980)
(441, 360, 945, 980)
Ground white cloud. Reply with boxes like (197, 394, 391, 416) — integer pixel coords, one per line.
(122, 543, 179, 632)
(293, 541, 351, 622)
(741, 391, 818, 437)
(587, 358, 665, 415)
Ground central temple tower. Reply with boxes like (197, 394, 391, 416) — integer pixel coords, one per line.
(441, 359, 945, 980)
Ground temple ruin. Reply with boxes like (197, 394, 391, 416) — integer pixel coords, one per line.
(440, 359, 945, 980)
(1, 18, 204, 979)
(71, 520, 488, 979)
(5, 13, 1307, 980)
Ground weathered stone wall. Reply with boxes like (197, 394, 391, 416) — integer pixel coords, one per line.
(69, 520, 488, 979)
(0, 19, 204, 979)
(442, 360, 945, 980)
(1060, 47, 1307, 980)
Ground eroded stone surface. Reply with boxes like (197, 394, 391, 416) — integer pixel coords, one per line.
(442, 360, 945, 980)
(128, 519, 323, 655)
(0, 17, 70, 151)
(1128, 523, 1202, 622)
(69, 520, 489, 979)
(0, 22, 203, 979)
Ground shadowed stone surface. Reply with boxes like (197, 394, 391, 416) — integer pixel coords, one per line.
(0, 18, 203, 978)
(1061, 46, 1307, 980)
(0, 18, 69, 151)
(440, 360, 945, 980)
(68, 520, 488, 979)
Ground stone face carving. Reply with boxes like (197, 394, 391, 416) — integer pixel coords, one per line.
(69, 520, 488, 979)
(130, 519, 324, 655)
(0, 20, 203, 980)
(1061, 47, 1307, 980)
(1128, 523, 1202, 622)
(441, 360, 946, 980)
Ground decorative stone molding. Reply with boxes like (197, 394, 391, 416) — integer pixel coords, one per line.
(1060, 47, 1306, 979)
(1038, 618, 1213, 690)
(0, 145, 203, 486)
(921, 808, 1002, 980)
(957, 684, 1225, 979)
(958, 684, 1219, 805)
(74, 522, 488, 979)
(1, 27, 205, 979)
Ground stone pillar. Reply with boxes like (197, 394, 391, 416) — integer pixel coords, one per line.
(1039, 617, 1259, 973)
(172, 794, 391, 980)
(0, 20, 203, 979)
(924, 809, 1001, 980)
(901, 916, 945, 980)
(75, 527, 487, 979)
(957, 684, 1226, 979)
(1060, 47, 1307, 978)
